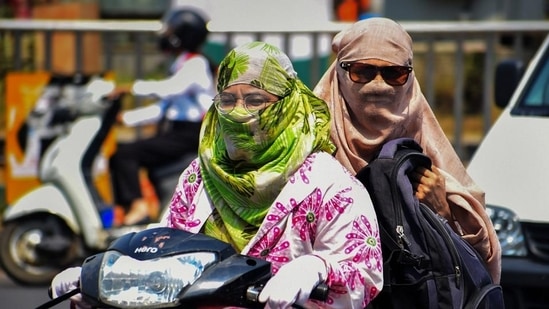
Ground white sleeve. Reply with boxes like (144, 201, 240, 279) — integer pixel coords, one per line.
(131, 56, 213, 99)
(121, 104, 163, 127)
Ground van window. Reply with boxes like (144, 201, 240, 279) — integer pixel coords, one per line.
(511, 52, 549, 116)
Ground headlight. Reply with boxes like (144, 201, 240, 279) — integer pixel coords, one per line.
(98, 251, 217, 308)
(486, 205, 527, 257)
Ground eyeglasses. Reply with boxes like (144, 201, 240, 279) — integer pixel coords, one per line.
(340, 62, 412, 86)
(213, 93, 279, 114)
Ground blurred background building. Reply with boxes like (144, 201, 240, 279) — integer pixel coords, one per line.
(1, 0, 548, 210)
(1, 0, 547, 82)
(3, 0, 546, 21)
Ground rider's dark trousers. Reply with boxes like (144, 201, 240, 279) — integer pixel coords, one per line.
(109, 120, 201, 210)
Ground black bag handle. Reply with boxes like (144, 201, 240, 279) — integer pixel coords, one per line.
(378, 137, 424, 159)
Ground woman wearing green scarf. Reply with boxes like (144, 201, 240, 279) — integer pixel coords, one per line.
(51, 42, 383, 309)
(168, 42, 383, 308)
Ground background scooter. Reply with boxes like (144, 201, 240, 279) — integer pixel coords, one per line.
(0, 76, 190, 286)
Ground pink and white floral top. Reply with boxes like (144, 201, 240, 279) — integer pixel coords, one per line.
(164, 152, 383, 308)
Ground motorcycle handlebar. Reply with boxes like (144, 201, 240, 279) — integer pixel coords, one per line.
(310, 282, 330, 301)
(246, 281, 329, 303)
(36, 287, 80, 309)
(37, 283, 328, 309)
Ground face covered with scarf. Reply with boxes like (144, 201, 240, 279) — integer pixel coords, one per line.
(199, 42, 334, 250)
(336, 18, 414, 125)
(314, 18, 445, 173)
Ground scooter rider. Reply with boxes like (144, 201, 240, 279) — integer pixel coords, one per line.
(109, 7, 216, 226)
(51, 42, 384, 308)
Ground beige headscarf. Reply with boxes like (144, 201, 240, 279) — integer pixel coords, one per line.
(313, 17, 501, 283)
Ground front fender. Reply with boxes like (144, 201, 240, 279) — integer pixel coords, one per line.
(3, 184, 80, 233)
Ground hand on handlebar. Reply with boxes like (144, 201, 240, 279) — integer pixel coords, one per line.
(259, 255, 328, 309)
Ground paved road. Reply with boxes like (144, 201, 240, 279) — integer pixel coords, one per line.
(0, 270, 65, 309)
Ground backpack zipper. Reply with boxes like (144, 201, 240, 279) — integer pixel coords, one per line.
(390, 151, 415, 249)
(395, 225, 411, 247)
(389, 151, 463, 289)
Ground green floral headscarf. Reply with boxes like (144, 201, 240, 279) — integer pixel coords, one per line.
(199, 42, 335, 251)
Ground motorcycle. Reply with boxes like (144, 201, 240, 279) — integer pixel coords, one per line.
(0, 75, 191, 286)
(37, 227, 328, 309)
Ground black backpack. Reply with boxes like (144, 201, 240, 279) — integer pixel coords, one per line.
(356, 137, 504, 309)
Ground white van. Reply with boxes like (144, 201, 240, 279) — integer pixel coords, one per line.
(467, 34, 549, 307)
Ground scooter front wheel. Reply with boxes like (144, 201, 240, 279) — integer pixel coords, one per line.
(0, 214, 80, 286)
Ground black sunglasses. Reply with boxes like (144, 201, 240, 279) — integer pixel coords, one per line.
(340, 62, 412, 86)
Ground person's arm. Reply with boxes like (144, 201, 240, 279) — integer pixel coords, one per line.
(119, 102, 165, 127)
(163, 158, 210, 233)
(311, 182, 384, 307)
(412, 163, 501, 283)
(439, 169, 502, 284)
(132, 56, 213, 99)
(259, 155, 384, 308)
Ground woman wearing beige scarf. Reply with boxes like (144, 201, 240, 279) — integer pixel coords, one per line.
(313, 17, 501, 284)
